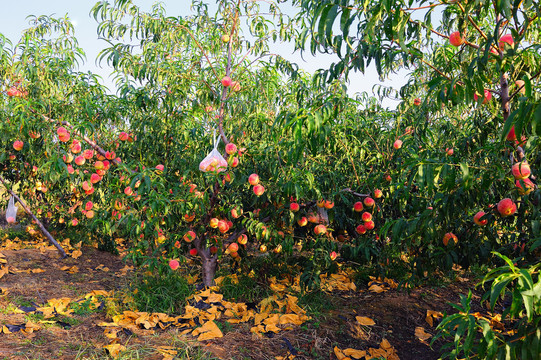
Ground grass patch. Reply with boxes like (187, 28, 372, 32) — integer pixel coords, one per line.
(297, 290, 335, 316)
(219, 273, 272, 303)
(129, 272, 194, 314)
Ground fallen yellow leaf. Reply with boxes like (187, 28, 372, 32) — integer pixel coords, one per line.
(415, 326, 432, 342)
(356, 316, 375, 326)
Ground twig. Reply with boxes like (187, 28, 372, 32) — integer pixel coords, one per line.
(341, 188, 369, 198)
(0, 176, 66, 258)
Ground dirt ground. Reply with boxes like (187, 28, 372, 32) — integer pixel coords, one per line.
(0, 235, 483, 360)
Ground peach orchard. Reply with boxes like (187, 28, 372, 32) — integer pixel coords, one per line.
(1, 0, 541, 357)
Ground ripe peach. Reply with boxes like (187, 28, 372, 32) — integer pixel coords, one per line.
(13, 140, 23, 151)
(385, 174, 392, 182)
(221, 76, 232, 87)
(85, 201, 93, 211)
(189, 248, 198, 256)
(229, 156, 239, 167)
(515, 178, 535, 195)
(374, 189, 383, 199)
(449, 31, 464, 47)
(63, 154, 74, 163)
(228, 242, 239, 253)
(393, 139, 403, 149)
(156, 164, 164, 172)
(90, 173, 101, 184)
(210, 246, 218, 254)
(67, 165, 75, 174)
(58, 132, 70, 143)
(184, 230, 196, 242)
(353, 202, 364, 212)
(70, 140, 81, 153)
(506, 126, 517, 141)
(330, 251, 338, 261)
(225, 143, 237, 155)
(169, 259, 179, 270)
(119, 132, 129, 141)
(512, 162, 531, 180)
(259, 244, 267, 252)
(499, 34, 514, 50)
(6, 217, 15, 224)
(297, 217, 308, 226)
(83, 149, 94, 159)
(364, 220, 375, 230)
(222, 34, 230, 43)
(314, 224, 327, 235)
(497, 198, 517, 217)
(356, 224, 367, 235)
(253, 185, 265, 196)
(290, 202, 300, 212)
(362, 212, 372, 222)
(443, 232, 458, 246)
(446, 148, 454, 156)
(238, 234, 248, 245)
(210, 218, 219, 228)
(231, 207, 242, 219)
(218, 220, 229, 233)
(324, 201, 334, 209)
(473, 211, 487, 226)
(474, 89, 492, 104)
(71, 218, 79, 226)
(248, 174, 259, 186)
(94, 161, 104, 170)
(74, 156, 85, 166)
(85, 210, 95, 219)
(82, 181, 92, 191)
(413, 98, 421, 106)
(363, 197, 375, 207)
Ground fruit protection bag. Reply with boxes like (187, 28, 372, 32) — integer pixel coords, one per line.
(199, 132, 228, 173)
(6, 196, 18, 224)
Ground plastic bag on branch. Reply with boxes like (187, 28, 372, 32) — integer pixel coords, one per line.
(6, 196, 18, 224)
(199, 131, 227, 173)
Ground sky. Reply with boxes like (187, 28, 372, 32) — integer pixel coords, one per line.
(0, 0, 409, 108)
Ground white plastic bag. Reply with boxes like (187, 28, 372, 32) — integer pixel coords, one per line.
(199, 132, 228, 173)
(6, 196, 18, 224)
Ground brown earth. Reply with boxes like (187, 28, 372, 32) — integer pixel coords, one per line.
(0, 238, 483, 360)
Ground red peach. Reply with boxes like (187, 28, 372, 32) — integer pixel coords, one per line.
(225, 143, 237, 155)
(443, 232, 458, 246)
(297, 217, 308, 226)
(364, 220, 375, 230)
(449, 31, 464, 47)
(248, 174, 259, 186)
(499, 34, 514, 50)
(169, 259, 179, 270)
(238, 234, 248, 245)
(515, 178, 535, 195)
(184, 230, 196, 242)
(374, 189, 383, 199)
(85, 201, 93, 211)
(253, 185, 265, 196)
(473, 211, 487, 226)
(330, 251, 338, 261)
(512, 162, 531, 180)
(356, 224, 367, 235)
(221, 76, 232, 87)
(13, 140, 24, 151)
(83, 149, 94, 159)
(314, 224, 327, 235)
(210, 218, 219, 228)
(363, 197, 375, 207)
(290, 202, 300, 212)
(189, 248, 198, 256)
(362, 212, 373, 222)
(119, 132, 129, 141)
(353, 202, 364, 212)
(393, 139, 403, 149)
(497, 198, 517, 217)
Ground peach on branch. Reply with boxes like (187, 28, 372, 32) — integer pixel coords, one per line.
(83, 149, 94, 159)
(228, 243, 239, 253)
(515, 80, 526, 95)
(221, 76, 232, 87)
(393, 139, 403, 149)
(90, 173, 101, 184)
(225, 143, 237, 155)
(324, 201, 334, 209)
(253, 185, 265, 196)
(290, 202, 300, 212)
(67, 165, 75, 174)
(259, 244, 267, 252)
(71, 218, 79, 226)
(297, 217, 308, 226)
(314, 224, 327, 235)
(497, 198, 517, 217)
(356, 224, 367, 235)
(330, 251, 338, 261)
(238, 234, 248, 245)
(231, 207, 243, 219)
(512, 162, 531, 180)
(506, 126, 517, 141)
(499, 34, 514, 50)
(473, 211, 488, 226)
(230, 156, 239, 167)
(210, 218, 219, 228)
(74, 156, 86, 166)
(413, 98, 421, 106)
(374, 189, 383, 199)
(183, 230, 196, 242)
(353, 201, 364, 212)
(119, 132, 129, 141)
(28, 130, 40, 139)
(443, 232, 458, 246)
(363, 197, 375, 207)
(516, 178, 535, 195)
(218, 220, 230, 233)
(189, 248, 198, 256)
(156, 164, 164, 172)
(85, 210, 95, 219)
(449, 31, 464, 47)
(364, 220, 375, 230)
(82, 181, 92, 191)
(446, 148, 454, 156)
(474, 89, 492, 104)
(210, 246, 218, 254)
(85, 201, 94, 211)
(248, 174, 259, 185)
(362, 212, 372, 222)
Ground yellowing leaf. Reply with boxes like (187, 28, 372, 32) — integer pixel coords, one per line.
(104, 343, 126, 358)
(71, 250, 82, 259)
(343, 348, 366, 359)
(415, 326, 432, 342)
(333, 346, 347, 360)
(194, 321, 223, 341)
(368, 284, 385, 293)
(356, 316, 375, 326)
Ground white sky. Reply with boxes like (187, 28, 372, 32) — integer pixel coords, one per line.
(1, 0, 408, 108)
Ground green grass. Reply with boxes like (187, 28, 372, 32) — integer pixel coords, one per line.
(129, 272, 194, 314)
(219, 273, 272, 303)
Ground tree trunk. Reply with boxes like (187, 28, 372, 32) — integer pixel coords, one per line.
(201, 255, 217, 287)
